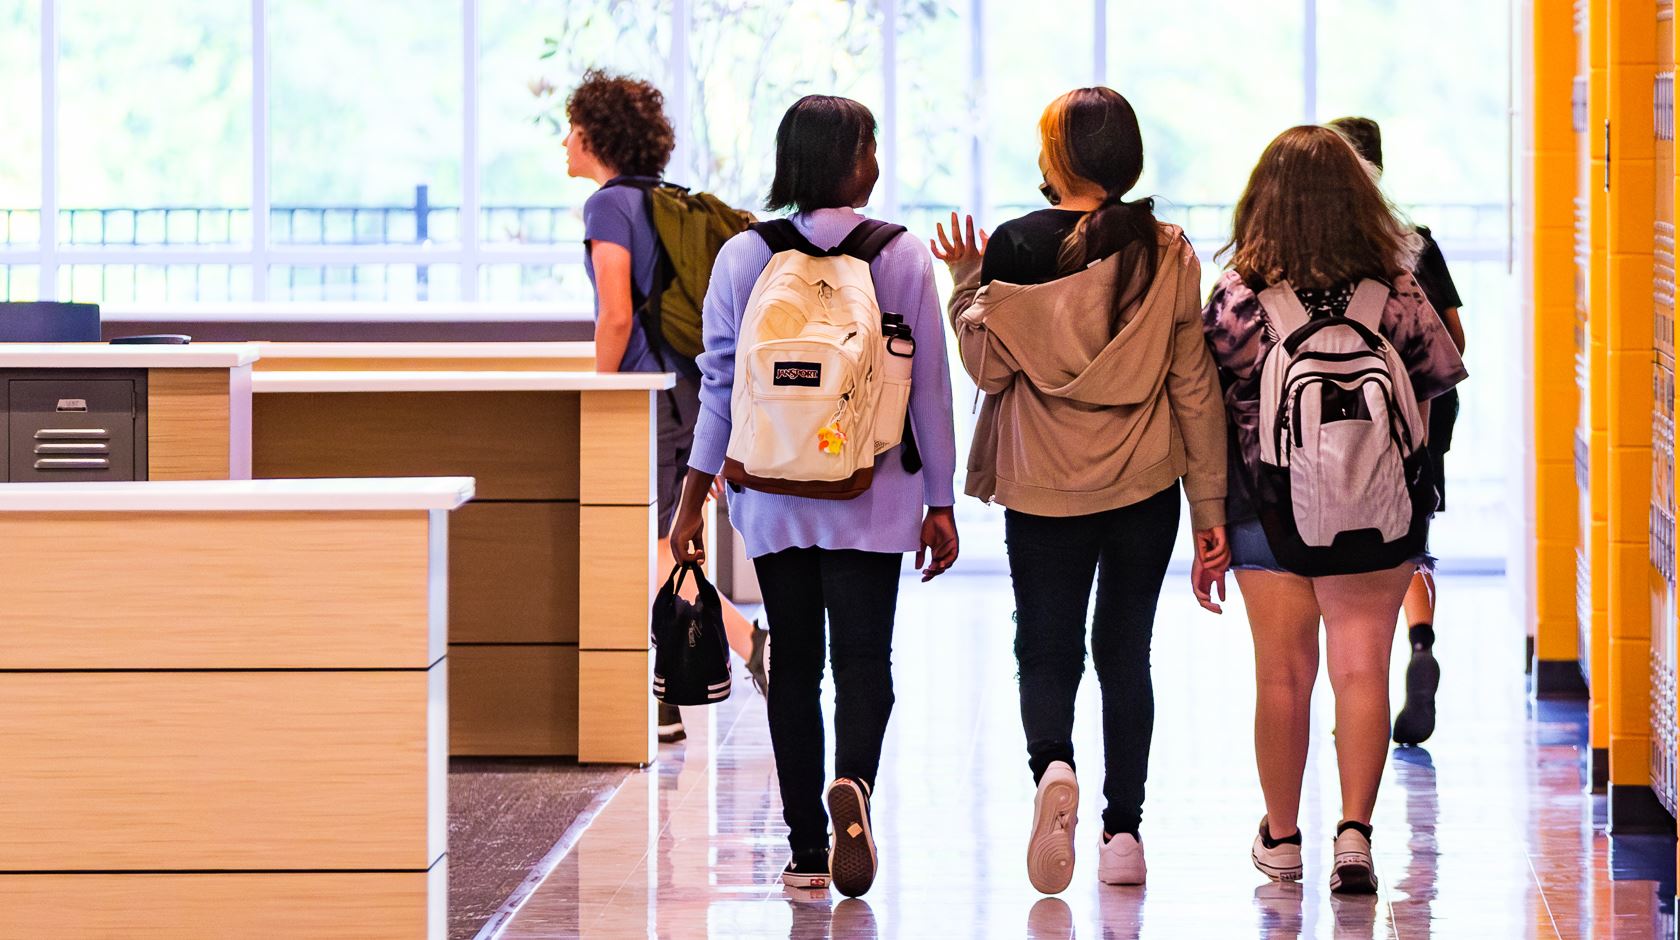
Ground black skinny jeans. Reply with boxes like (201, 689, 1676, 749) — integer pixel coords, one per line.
(1006, 482, 1180, 838)
(754, 547, 903, 853)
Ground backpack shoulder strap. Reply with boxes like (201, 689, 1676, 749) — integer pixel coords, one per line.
(600, 175, 662, 193)
(835, 219, 908, 262)
(749, 219, 825, 256)
(1256, 281, 1311, 339)
(1344, 278, 1391, 333)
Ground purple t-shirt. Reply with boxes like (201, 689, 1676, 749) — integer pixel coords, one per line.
(582, 181, 697, 377)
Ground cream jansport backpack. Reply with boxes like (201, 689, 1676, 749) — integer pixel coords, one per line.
(722, 219, 919, 500)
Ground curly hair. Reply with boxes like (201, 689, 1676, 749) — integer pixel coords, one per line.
(1220, 125, 1418, 290)
(565, 69, 675, 178)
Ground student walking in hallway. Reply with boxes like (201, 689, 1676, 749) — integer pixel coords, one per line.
(935, 86, 1229, 895)
(1329, 115, 1470, 747)
(1199, 125, 1467, 894)
(669, 95, 959, 898)
(563, 70, 767, 743)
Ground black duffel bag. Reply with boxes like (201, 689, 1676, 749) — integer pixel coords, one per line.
(651, 562, 732, 705)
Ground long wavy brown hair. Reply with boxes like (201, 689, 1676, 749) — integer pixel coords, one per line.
(1220, 125, 1418, 289)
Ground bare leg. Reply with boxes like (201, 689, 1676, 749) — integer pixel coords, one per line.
(1235, 569, 1322, 838)
(658, 538, 757, 662)
(1314, 564, 1415, 824)
(1401, 570, 1435, 630)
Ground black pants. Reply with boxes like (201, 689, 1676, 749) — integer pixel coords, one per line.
(1005, 483, 1180, 837)
(754, 547, 903, 853)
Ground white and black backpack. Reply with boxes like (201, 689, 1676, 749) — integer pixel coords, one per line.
(1255, 279, 1436, 575)
(722, 219, 919, 500)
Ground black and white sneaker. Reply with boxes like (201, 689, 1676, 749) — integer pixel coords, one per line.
(826, 777, 878, 897)
(657, 702, 685, 744)
(1250, 816, 1303, 882)
(781, 848, 831, 889)
(1329, 823, 1378, 894)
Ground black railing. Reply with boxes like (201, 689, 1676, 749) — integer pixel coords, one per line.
(0, 193, 1509, 303)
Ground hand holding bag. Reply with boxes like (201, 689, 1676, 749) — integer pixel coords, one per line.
(650, 563, 732, 705)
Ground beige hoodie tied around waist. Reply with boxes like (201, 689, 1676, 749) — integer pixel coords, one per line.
(947, 224, 1228, 529)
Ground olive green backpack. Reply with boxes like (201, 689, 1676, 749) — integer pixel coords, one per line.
(604, 177, 754, 363)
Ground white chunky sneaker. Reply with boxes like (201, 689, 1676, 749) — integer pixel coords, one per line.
(1026, 761, 1079, 894)
(1097, 832, 1146, 885)
(1250, 816, 1304, 882)
(1329, 825, 1378, 894)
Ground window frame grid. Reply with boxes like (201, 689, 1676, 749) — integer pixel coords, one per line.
(0, 0, 1500, 303)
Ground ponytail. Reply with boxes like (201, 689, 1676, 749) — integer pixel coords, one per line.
(1040, 87, 1161, 330)
(1056, 189, 1161, 330)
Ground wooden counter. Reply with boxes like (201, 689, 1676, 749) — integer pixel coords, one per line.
(251, 365, 670, 765)
(0, 477, 471, 939)
(252, 341, 594, 373)
(0, 343, 257, 480)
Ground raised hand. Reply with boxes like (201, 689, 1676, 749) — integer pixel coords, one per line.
(931, 211, 988, 278)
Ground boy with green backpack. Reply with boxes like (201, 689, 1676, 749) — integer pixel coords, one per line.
(564, 70, 767, 739)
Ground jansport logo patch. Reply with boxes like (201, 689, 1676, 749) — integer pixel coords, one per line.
(773, 361, 823, 387)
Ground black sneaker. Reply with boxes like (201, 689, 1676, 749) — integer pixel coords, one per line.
(1392, 647, 1440, 745)
(657, 702, 686, 744)
(826, 777, 878, 897)
(782, 847, 831, 889)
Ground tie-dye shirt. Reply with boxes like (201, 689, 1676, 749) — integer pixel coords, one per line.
(1200, 269, 1469, 523)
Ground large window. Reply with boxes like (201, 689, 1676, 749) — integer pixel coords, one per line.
(0, 0, 1512, 562)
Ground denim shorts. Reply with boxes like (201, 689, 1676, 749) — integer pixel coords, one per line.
(1228, 518, 1434, 574)
(1229, 518, 1286, 572)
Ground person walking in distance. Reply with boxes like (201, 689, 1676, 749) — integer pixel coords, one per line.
(1329, 116, 1468, 747)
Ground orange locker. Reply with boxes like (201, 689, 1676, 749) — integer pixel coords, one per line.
(1655, 3, 1680, 818)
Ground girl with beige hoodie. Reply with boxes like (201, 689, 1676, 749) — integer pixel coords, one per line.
(932, 87, 1228, 894)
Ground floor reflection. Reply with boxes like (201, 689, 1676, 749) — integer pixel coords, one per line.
(490, 574, 1674, 939)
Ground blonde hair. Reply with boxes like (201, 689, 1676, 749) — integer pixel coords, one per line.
(1037, 87, 1158, 323)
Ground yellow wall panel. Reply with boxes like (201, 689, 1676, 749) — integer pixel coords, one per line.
(1610, 162, 1659, 254)
(1539, 461, 1583, 541)
(1607, 256, 1658, 350)
(1538, 159, 1582, 231)
(1610, 448, 1658, 544)
(1593, 430, 1613, 520)
(1542, 540, 1586, 634)
(1612, 541, 1656, 633)
(1612, 733, 1654, 783)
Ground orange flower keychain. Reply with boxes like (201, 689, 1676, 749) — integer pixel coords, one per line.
(816, 422, 847, 456)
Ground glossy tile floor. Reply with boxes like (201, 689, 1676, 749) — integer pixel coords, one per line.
(488, 574, 1676, 939)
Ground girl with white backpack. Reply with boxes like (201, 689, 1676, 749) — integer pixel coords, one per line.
(668, 95, 959, 898)
(1198, 125, 1467, 895)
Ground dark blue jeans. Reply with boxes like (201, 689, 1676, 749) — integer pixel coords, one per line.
(1005, 483, 1180, 837)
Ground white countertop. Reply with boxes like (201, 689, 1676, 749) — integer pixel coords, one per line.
(252, 370, 675, 393)
(0, 477, 475, 511)
(254, 341, 594, 359)
(0, 343, 260, 369)
(102, 302, 593, 323)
